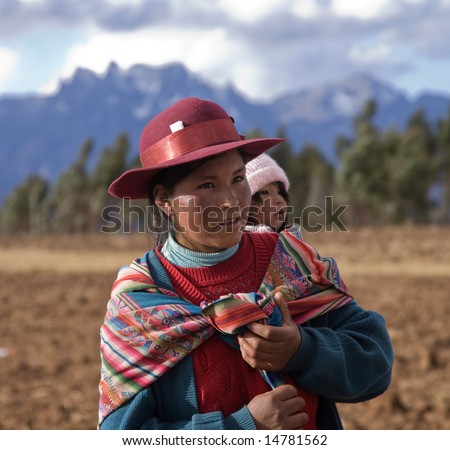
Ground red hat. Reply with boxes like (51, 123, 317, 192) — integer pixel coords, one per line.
(108, 97, 285, 199)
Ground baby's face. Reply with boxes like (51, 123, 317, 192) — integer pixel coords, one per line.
(252, 182, 288, 231)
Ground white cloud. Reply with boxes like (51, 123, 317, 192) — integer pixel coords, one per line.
(11, 0, 450, 100)
(103, 0, 144, 5)
(0, 47, 18, 91)
(45, 27, 239, 88)
(331, 0, 391, 19)
(291, 0, 322, 19)
(349, 43, 392, 63)
(216, 0, 280, 23)
(40, 25, 288, 99)
(38, 78, 61, 95)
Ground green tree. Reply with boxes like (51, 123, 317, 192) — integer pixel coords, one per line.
(269, 126, 293, 171)
(294, 144, 334, 210)
(437, 108, 450, 223)
(0, 175, 49, 233)
(48, 139, 93, 232)
(391, 110, 436, 223)
(90, 133, 130, 230)
(336, 100, 394, 225)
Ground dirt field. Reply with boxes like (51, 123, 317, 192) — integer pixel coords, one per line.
(0, 226, 449, 430)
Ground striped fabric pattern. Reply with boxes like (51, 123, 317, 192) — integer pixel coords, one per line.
(98, 227, 353, 425)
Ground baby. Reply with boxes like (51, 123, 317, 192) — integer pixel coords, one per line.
(245, 153, 290, 232)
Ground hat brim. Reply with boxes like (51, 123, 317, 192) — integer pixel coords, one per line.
(108, 137, 285, 199)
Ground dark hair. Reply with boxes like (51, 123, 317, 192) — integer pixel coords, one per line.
(147, 149, 248, 246)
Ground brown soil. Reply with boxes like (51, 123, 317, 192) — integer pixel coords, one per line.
(0, 226, 449, 429)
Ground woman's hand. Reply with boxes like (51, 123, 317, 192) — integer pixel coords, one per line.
(238, 293, 301, 372)
(247, 385, 308, 430)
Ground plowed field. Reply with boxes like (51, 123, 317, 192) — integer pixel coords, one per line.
(0, 226, 449, 429)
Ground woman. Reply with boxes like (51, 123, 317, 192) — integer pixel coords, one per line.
(98, 97, 393, 430)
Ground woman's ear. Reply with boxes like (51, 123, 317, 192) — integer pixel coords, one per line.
(153, 185, 172, 217)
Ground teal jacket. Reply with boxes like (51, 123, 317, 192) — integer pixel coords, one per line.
(100, 298, 393, 430)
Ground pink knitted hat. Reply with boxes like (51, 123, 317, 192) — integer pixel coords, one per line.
(245, 153, 290, 195)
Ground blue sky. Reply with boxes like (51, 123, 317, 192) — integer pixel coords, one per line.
(1, 0, 450, 101)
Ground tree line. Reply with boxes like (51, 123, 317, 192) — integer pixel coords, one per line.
(1, 99, 449, 234)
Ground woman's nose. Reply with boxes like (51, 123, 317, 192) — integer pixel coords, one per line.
(220, 187, 238, 207)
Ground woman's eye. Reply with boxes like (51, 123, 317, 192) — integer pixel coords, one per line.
(233, 175, 245, 183)
(199, 182, 214, 189)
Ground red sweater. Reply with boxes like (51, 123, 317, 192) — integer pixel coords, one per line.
(156, 232, 317, 428)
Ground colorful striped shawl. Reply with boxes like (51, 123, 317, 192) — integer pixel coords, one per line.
(98, 228, 353, 425)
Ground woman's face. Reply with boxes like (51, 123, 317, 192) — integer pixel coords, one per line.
(252, 182, 288, 231)
(162, 150, 251, 252)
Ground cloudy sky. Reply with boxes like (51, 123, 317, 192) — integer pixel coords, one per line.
(1, 0, 450, 101)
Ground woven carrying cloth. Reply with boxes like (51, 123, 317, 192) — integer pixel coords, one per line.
(98, 227, 353, 425)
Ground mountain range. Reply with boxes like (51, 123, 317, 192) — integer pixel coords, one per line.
(1, 62, 449, 202)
